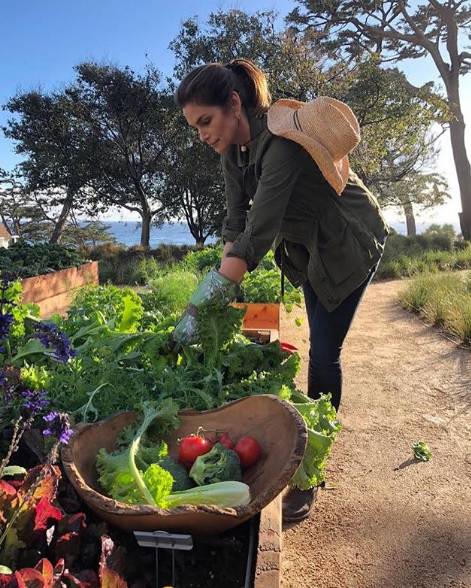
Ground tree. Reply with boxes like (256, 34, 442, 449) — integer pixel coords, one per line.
(170, 10, 335, 101)
(288, 0, 471, 238)
(0, 169, 54, 241)
(378, 169, 449, 235)
(60, 218, 117, 249)
(171, 10, 450, 234)
(66, 63, 178, 247)
(3, 92, 99, 243)
(341, 58, 450, 234)
(164, 111, 225, 245)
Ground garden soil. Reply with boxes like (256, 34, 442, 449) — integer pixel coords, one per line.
(280, 278, 471, 588)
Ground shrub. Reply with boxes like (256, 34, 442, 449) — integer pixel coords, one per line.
(181, 245, 224, 274)
(65, 284, 144, 331)
(399, 271, 471, 345)
(0, 240, 86, 278)
(142, 270, 200, 315)
(86, 243, 194, 285)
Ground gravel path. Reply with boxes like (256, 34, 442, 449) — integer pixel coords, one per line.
(280, 278, 471, 588)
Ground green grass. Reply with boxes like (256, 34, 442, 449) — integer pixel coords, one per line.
(377, 245, 471, 280)
(399, 271, 471, 346)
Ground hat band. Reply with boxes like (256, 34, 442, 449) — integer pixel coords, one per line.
(293, 109, 303, 132)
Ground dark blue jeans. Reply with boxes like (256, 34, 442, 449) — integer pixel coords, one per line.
(302, 268, 376, 411)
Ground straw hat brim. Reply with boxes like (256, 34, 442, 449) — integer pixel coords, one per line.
(267, 99, 349, 195)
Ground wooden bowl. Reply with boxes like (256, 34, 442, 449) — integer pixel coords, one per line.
(61, 395, 307, 535)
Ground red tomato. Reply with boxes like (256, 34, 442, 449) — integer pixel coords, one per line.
(178, 435, 213, 467)
(234, 436, 262, 468)
(217, 432, 234, 449)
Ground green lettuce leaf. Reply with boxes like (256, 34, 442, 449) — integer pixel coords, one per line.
(290, 392, 342, 490)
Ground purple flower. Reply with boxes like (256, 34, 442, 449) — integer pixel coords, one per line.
(1, 273, 15, 292)
(0, 370, 7, 387)
(0, 312, 13, 340)
(20, 388, 49, 414)
(43, 410, 73, 444)
(34, 322, 76, 363)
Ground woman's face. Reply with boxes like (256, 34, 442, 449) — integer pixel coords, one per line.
(183, 101, 239, 155)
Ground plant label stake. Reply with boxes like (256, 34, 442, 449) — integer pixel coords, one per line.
(134, 530, 193, 588)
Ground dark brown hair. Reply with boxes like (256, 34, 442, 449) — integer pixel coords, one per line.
(175, 58, 271, 114)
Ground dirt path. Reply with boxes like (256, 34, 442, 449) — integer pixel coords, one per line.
(280, 278, 471, 588)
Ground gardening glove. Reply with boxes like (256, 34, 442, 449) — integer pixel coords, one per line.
(172, 269, 239, 347)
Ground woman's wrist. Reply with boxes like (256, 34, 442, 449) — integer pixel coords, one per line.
(219, 255, 247, 283)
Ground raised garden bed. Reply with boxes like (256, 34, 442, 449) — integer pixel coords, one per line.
(233, 302, 280, 343)
(21, 261, 99, 318)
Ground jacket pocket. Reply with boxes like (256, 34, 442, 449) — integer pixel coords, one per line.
(318, 222, 363, 285)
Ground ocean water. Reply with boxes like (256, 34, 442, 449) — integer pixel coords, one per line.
(97, 218, 461, 248)
(99, 221, 217, 247)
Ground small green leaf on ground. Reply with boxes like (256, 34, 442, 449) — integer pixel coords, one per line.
(412, 441, 432, 462)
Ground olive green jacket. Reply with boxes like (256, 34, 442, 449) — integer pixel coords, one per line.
(221, 111, 389, 311)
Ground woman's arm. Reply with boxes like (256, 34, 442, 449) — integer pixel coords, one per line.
(226, 138, 304, 272)
(220, 241, 247, 282)
(219, 255, 248, 283)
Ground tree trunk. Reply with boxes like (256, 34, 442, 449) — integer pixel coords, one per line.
(403, 202, 416, 237)
(445, 82, 471, 240)
(140, 209, 152, 248)
(448, 117, 471, 240)
(50, 190, 74, 243)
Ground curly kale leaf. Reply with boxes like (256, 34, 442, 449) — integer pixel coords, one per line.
(196, 299, 245, 369)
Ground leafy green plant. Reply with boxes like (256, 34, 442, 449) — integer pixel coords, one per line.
(399, 271, 471, 345)
(142, 270, 199, 316)
(64, 284, 144, 333)
(412, 441, 432, 462)
(0, 240, 86, 278)
(181, 245, 223, 273)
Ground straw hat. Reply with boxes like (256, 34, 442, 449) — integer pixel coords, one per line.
(267, 96, 360, 195)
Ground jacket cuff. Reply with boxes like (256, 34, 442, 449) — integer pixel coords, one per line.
(226, 226, 259, 271)
(221, 215, 246, 243)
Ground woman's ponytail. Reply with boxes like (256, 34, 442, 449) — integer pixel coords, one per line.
(176, 58, 271, 114)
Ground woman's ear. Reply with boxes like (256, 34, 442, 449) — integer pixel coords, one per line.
(230, 91, 242, 118)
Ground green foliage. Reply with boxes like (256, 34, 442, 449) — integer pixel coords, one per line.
(399, 271, 471, 346)
(87, 243, 192, 285)
(19, 365, 50, 390)
(0, 240, 86, 279)
(289, 391, 342, 489)
(189, 443, 242, 486)
(412, 441, 432, 462)
(181, 245, 223, 274)
(143, 270, 199, 316)
(197, 298, 246, 370)
(242, 267, 302, 305)
(377, 229, 471, 280)
(65, 285, 144, 333)
(96, 399, 180, 505)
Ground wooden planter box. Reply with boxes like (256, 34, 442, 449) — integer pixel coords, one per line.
(232, 302, 280, 342)
(21, 261, 99, 318)
(232, 302, 283, 586)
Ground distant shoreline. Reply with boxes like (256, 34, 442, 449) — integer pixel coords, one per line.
(82, 218, 462, 247)
(80, 220, 217, 247)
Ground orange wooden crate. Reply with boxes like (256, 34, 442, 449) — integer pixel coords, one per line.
(232, 303, 280, 342)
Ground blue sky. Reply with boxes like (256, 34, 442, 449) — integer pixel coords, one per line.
(1, 0, 469, 229)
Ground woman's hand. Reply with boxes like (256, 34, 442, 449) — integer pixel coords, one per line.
(220, 241, 248, 283)
(171, 269, 240, 347)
